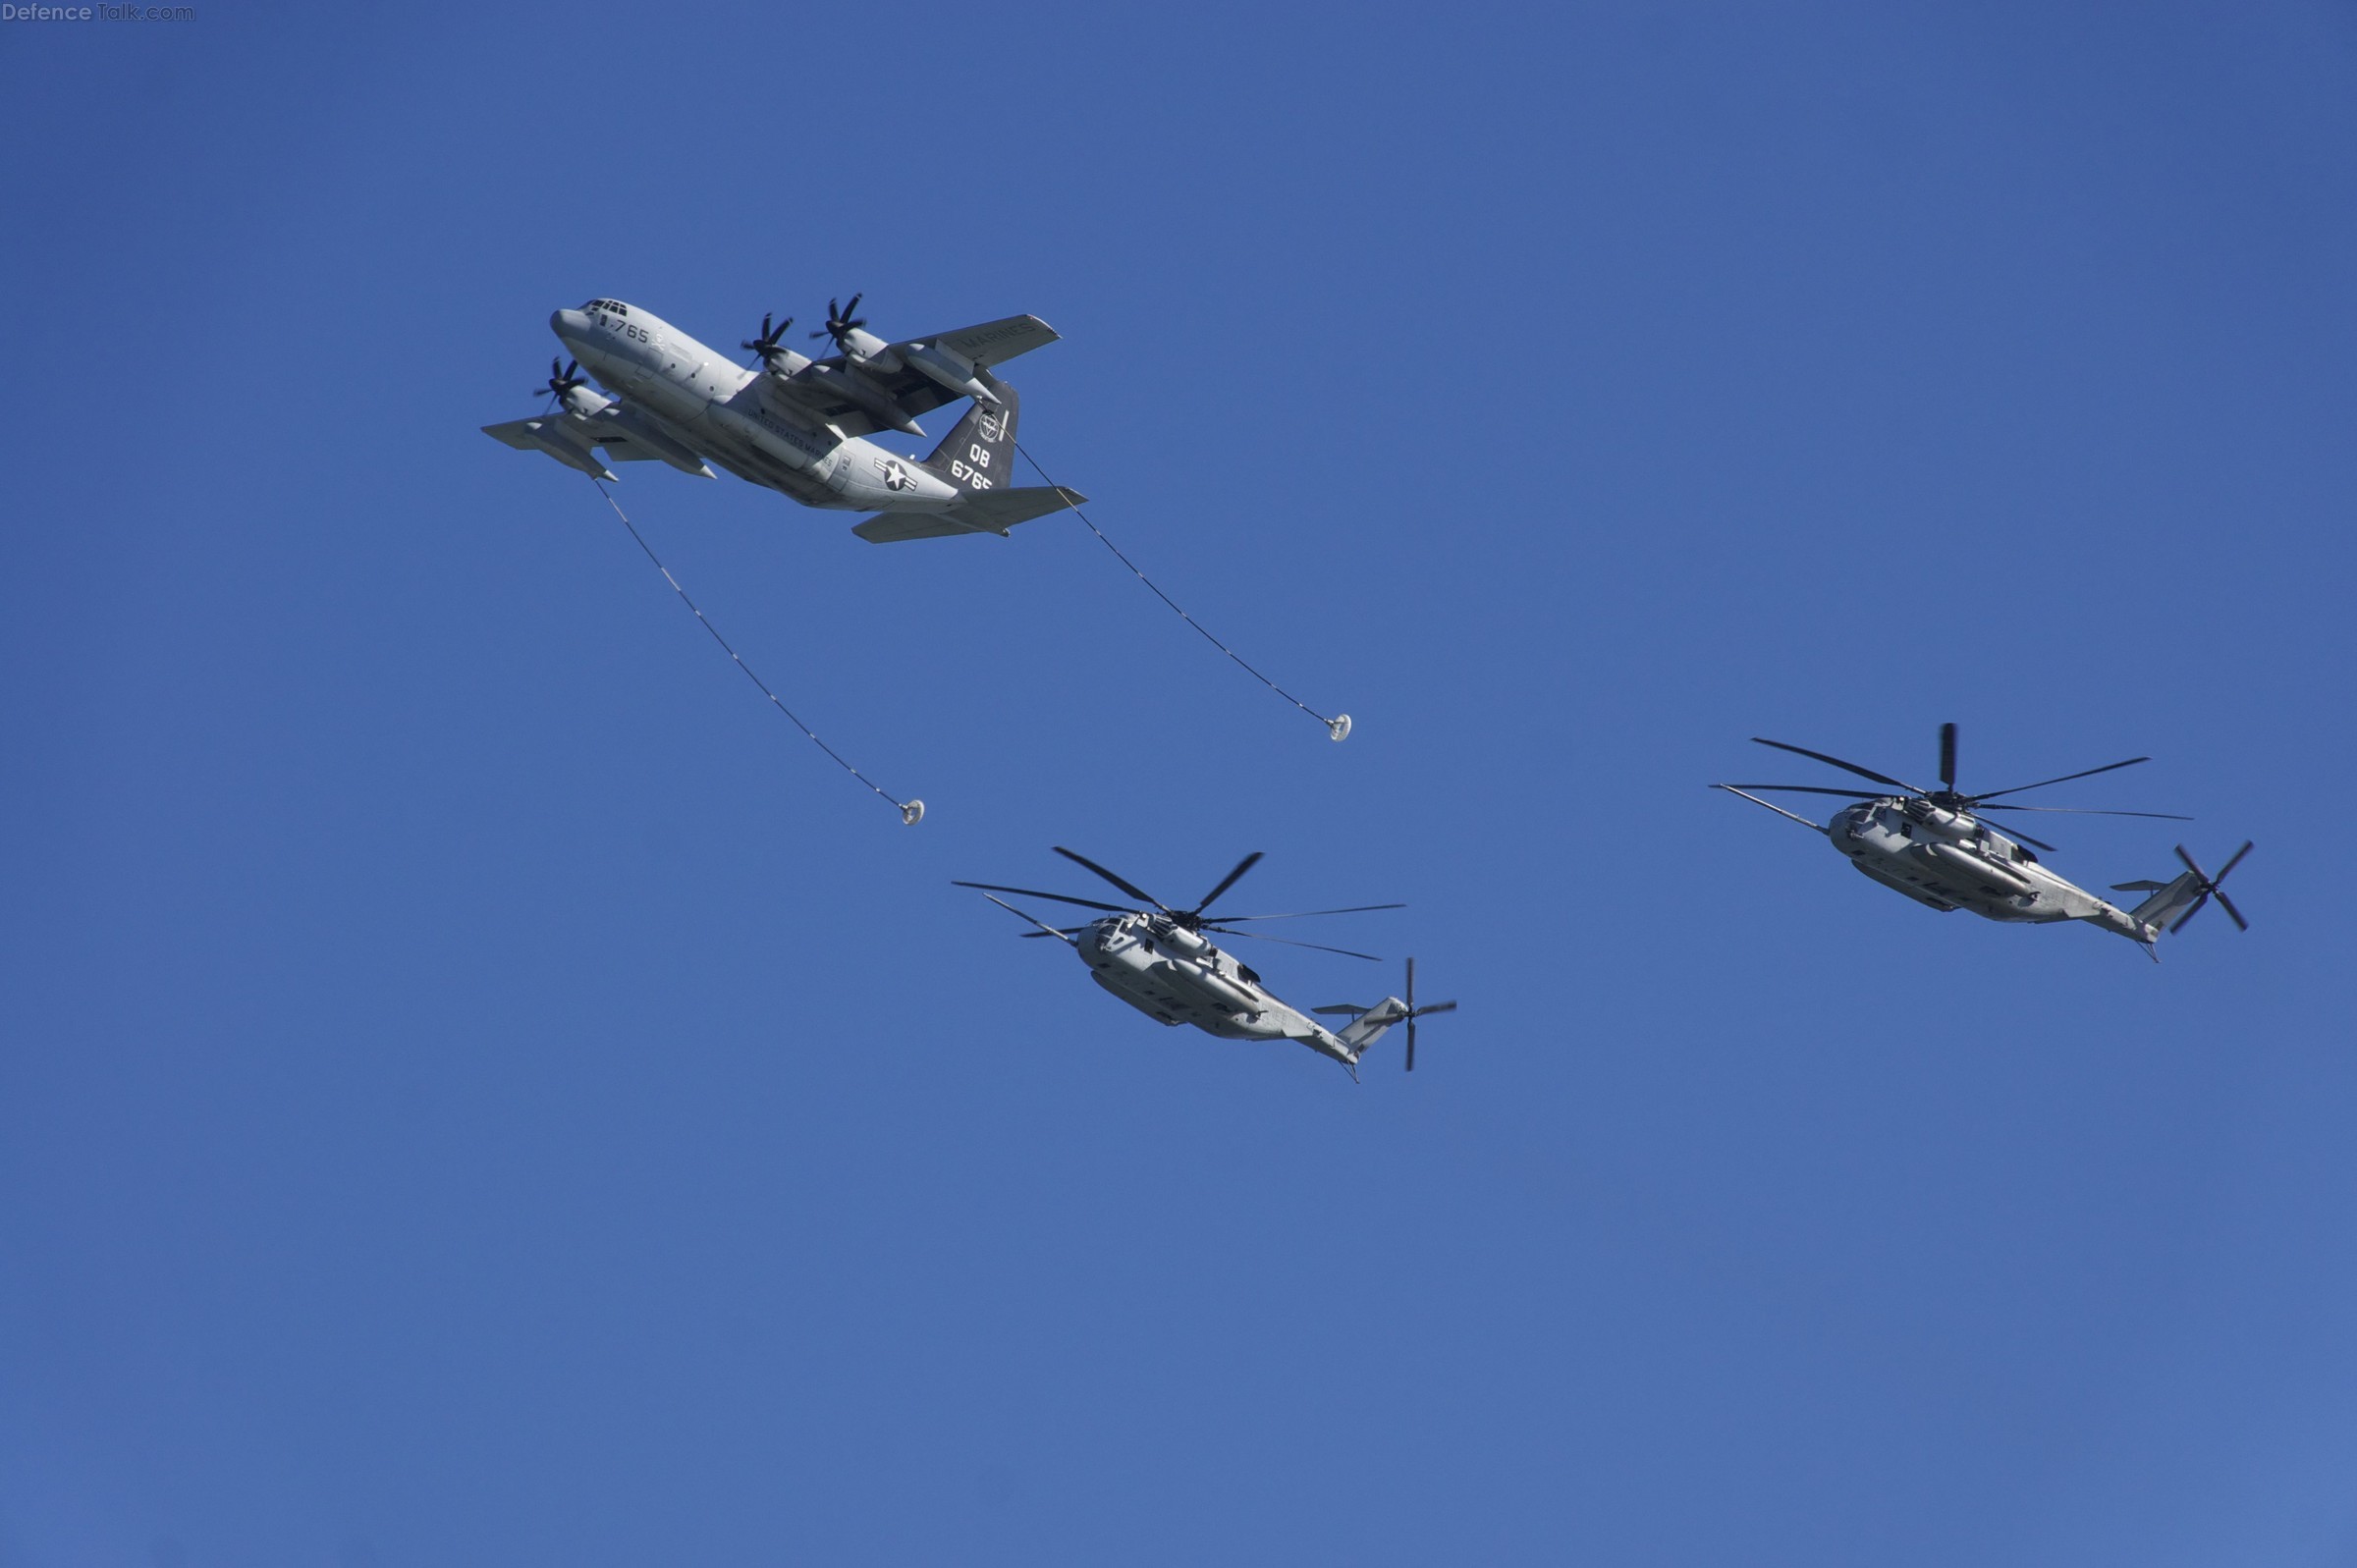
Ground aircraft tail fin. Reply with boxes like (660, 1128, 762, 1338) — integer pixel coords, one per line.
(1322, 959, 1456, 1071)
(920, 374, 1020, 493)
(2114, 841, 2252, 936)
(1334, 998, 1410, 1054)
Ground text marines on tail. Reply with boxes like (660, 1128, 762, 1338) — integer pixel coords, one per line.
(485, 293, 1084, 542)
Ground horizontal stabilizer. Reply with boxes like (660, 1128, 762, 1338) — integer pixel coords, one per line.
(850, 512, 992, 544)
(851, 485, 1086, 545)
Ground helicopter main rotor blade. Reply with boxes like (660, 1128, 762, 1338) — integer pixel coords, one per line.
(1940, 723, 1958, 792)
(1208, 903, 1408, 923)
(1052, 846, 1172, 913)
(1724, 784, 1888, 798)
(1975, 804, 2194, 821)
(978, 893, 1078, 944)
(1190, 851, 1264, 916)
(1750, 737, 1924, 794)
(1972, 755, 2150, 802)
(951, 880, 1130, 914)
(1213, 929, 1385, 962)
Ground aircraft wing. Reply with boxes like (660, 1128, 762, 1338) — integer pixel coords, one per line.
(752, 315, 1061, 440)
(754, 362, 965, 439)
(908, 313, 1060, 370)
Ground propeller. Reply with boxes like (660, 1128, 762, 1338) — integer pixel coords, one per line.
(538, 357, 585, 407)
(2168, 841, 2253, 933)
(811, 293, 868, 353)
(1400, 956, 1458, 1072)
(740, 312, 796, 370)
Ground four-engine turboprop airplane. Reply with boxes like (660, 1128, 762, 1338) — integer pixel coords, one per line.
(484, 294, 1084, 543)
(956, 848, 1456, 1076)
(1716, 723, 2252, 958)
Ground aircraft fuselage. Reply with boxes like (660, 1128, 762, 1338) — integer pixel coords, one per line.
(551, 300, 962, 513)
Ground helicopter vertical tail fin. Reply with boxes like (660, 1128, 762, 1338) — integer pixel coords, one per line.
(1334, 998, 1409, 1054)
(2119, 872, 2202, 929)
(2112, 842, 2252, 938)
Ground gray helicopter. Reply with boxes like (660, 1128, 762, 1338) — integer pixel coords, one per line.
(957, 848, 1454, 1076)
(1717, 723, 2250, 957)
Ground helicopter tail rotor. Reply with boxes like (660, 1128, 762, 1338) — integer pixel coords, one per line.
(2165, 841, 2253, 934)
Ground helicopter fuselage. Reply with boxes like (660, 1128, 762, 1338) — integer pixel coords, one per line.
(1073, 912, 1361, 1063)
(1828, 798, 2154, 940)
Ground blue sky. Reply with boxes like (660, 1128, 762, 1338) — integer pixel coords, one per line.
(4, 2, 2355, 1562)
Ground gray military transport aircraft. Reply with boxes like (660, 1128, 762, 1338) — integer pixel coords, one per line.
(1717, 723, 2251, 958)
(485, 294, 1084, 542)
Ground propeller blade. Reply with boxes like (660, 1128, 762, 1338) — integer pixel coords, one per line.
(1190, 851, 1264, 917)
(1051, 847, 1171, 912)
(1206, 903, 1408, 923)
(1940, 723, 1958, 791)
(1976, 804, 2194, 821)
(1412, 1000, 1460, 1017)
(951, 880, 1129, 914)
(2170, 892, 2211, 934)
(1749, 737, 1924, 794)
(1723, 784, 1888, 798)
(1973, 755, 2150, 802)
(2213, 890, 2250, 932)
(2215, 840, 2254, 881)
(2174, 844, 2211, 883)
(1216, 929, 1384, 962)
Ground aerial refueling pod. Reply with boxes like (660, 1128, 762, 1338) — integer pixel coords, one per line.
(903, 342, 1000, 406)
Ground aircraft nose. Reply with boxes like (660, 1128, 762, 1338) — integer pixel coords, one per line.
(551, 307, 587, 338)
